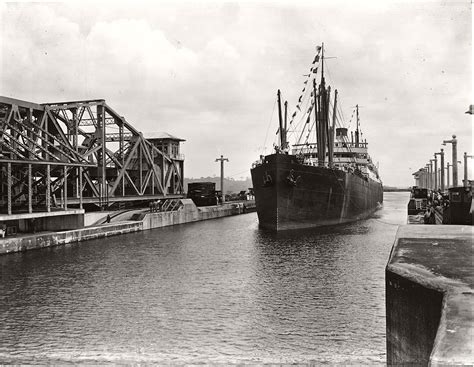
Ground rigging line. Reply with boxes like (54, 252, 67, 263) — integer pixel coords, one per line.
(336, 106, 347, 129)
(337, 100, 349, 129)
(288, 87, 313, 143)
(288, 112, 308, 147)
(288, 73, 314, 132)
(262, 98, 277, 155)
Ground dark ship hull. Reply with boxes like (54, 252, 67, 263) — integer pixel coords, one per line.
(251, 153, 383, 231)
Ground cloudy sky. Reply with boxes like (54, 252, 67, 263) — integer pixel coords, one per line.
(0, 0, 471, 186)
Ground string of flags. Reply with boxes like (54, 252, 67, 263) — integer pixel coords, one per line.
(287, 45, 323, 128)
(276, 45, 323, 141)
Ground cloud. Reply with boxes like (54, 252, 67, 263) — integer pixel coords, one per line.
(0, 1, 471, 186)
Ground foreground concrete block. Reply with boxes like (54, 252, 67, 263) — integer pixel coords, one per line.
(386, 225, 474, 365)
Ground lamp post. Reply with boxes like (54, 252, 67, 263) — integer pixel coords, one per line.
(435, 149, 445, 191)
(463, 152, 473, 187)
(443, 135, 458, 187)
(423, 167, 428, 188)
(446, 161, 461, 189)
(215, 155, 229, 204)
(426, 164, 431, 189)
(429, 159, 436, 190)
(446, 163, 451, 188)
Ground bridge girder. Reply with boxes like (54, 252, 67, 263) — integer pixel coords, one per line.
(0, 96, 184, 214)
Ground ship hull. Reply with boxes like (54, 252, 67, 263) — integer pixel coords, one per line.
(251, 153, 383, 231)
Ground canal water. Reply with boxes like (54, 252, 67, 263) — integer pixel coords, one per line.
(0, 192, 409, 364)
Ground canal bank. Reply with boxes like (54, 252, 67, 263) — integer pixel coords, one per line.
(0, 199, 255, 255)
(386, 225, 473, 365)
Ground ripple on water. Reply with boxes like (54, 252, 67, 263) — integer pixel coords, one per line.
(0, 192, 408, 363)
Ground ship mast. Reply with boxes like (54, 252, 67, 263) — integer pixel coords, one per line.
(355, 104, 360, 147)
(320, 43, 325, 87)
(318, 43, 328, 166)
(328, 89, 338, 166)
(277, 89, 285, 150)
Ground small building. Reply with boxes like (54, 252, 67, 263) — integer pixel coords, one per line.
(144, 132, 185, 195)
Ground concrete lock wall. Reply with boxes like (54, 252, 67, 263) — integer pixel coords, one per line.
(386, 225, 474, 365)
(386, 270, 444, 364)
(0, 222, 141, 255)
(84, 212, 114, 227)
(141, 200, 243, 230)
(43, 214, 85, 231)
(0, 199, 247, 256)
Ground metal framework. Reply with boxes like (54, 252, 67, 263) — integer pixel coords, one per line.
(0, 96, 184, 214)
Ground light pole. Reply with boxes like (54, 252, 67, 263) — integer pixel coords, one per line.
(215, 155, 229, 204)
(443, 135, 458, 187)
(446, 163, 451, 188)
(463, 152, 473, 187)
(423, 167, 428, 188)
(435, 149, 445, 191)
(426, 164, 431, 189)
(429, 159, 436, 190)
(446, 161, 461, 189)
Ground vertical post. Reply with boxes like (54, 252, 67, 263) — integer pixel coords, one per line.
(313, 79, 322, 166)
(452, 135, 458, 186)
(120, 124, 125, 196)
(7, 162, 12, 215)
(180, 160, 184, 195)
(355, 105, 360, 147)
(76, 167, 80, 198)
(46, 164, 51, 212)
(463, 152, 473, 187)
(162, 148, 166, 195)
(215, 155, 229, 204)
(64, 165, 67, 210)
(73, 109, 79, 199)
(429, 161, 434, 190)
(27, 109, 33, 159)
(329, 89, 338, 167)
(43, 112, 49, 160)
(139, 144, 143, 193)
(97, 104, 106, 207)
(447, 163, 451, 188)
(79, 166, 83, 209)
(28, 164, 32, 214)
(277, 90, 284, 150)
(151, 147, 155, 195)
(73, 108, 78, 151)
(440, 149, 445, 191)
(426, 168, 429, 188)
(443, 135, 458, 187)
(433, 155, 438, 191)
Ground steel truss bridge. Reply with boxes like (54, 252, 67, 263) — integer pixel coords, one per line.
(0, 96, 184, 215)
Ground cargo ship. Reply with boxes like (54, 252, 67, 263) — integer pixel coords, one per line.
(251, 44, 383, 230)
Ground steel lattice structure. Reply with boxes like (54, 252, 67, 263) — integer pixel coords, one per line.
(0, 96, 184, 214)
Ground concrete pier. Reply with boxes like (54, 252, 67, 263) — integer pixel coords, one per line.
(0, 199, 252, 255)
(386, 225, 474, 365)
